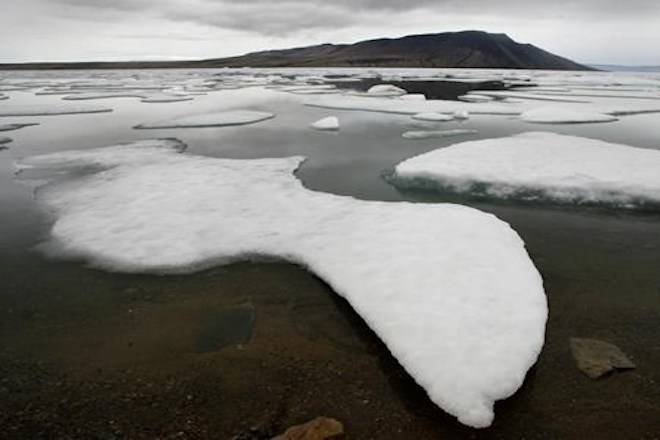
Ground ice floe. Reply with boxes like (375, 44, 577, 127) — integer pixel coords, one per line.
(367, 84, 408, 96)
(0, 137, 12, 145)
(306, 96, 521, 116)
(0, 123, 39, 132)
(0, 105, 113, 117)
(393, 132, 660, 208)
(458, 94, 493, 103)
(311, 116, 339, 131)
(402, 129, 478, 140)
(18, 139, 547, 428)
(412, 112, 454, 122)
(520, 107, 618, 124)
(134, 110, 275, 129)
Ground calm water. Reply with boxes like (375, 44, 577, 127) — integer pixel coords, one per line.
(1, 70, 660, 439)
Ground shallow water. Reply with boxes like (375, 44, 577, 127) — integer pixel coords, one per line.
(1, 69, 660, 439)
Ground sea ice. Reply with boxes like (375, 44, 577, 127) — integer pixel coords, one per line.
(393, 132, 660, 208)
(0, 123, 39, 132)
(520, 107, 618, 124)
(311, 116, 340, 131)
(402, 129, 478, 140)
(134, 110, 275, 129)
(0, 137, 11, 145)
(18, 139, 547, 428)
(367, 84, 408, 96)
(306, 96, 520, 116)
(458, 94, 493, 103)
(412, 112, 454, 122)
(0, 105, 113, 117)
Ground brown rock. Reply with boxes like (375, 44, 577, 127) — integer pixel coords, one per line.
(570, 338, 635, 379)
(272, 416, 344, 440)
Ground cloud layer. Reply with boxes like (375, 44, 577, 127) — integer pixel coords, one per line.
(2, 0, 659, 64)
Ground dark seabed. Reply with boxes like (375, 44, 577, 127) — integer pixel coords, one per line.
(1, 70, 659, 439)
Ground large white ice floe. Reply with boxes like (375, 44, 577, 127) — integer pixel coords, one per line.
(134, 110, 275, 129)
(0, 105, 113, 117)
(402, 129, 478, 140)
(393, 132, 660, 208)
(520, 107, 618, 124)
(311, 116, 339, 131)
(17, 138, 547, 428)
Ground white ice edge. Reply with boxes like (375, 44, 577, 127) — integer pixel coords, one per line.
(394, 132, 660, 207)
(17, 138, 547, 428)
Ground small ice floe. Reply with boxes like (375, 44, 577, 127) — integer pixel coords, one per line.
(0, 123, 39, 132)
(366, 84, 407, 96)
(0, 105, 113, 117)
(402, 129, 478, 140)
(140, 95, 194, 103)
(412, 112, 454, 122)
(62, 92, 145, 101)
(453, 110, 470, 120)
(393, 132, 660, 208)
(0, 137, 12, 145)
(311, 116, 339, 131)
(521, 107, 618, 124)
(458, 94, 493, 103)
(400, 94, 426, 101)
(306, 96, 520, 116)
(134, 110, 275, 129)
(18, 139, 547, 428)
(467, 90, 590, 103)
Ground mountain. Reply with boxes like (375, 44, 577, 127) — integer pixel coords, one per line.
(0, 31, 592, 71)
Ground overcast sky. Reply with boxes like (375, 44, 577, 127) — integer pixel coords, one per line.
(2, 0, 659, 65)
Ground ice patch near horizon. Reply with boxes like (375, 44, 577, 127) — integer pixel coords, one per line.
(134, 110, 275, 129)
(367, 84, 408, 96)
(393, 132, 660, 208)
(17, 138, 547, 429)
(520, 107, 618, 124)
(311, 116, 339, 131)
(0, 123, 39, 132)
(402, 129, 478, 140)
(0, 105, 113, 117)
(412, 112, 454, 122)
(305, 96, 520, 116)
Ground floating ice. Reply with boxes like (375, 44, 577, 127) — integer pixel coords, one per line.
(393, 132, 660, 208)
(454, 110, 470, 120)
(306, 96, 520, 116)
(520, 107, 618, 124)
(134, 110, 275, 129)
(311, 116, 339, 131)
(0, 137, 11, 145)
(367, 84, 408, 96)
(0, 123, 39, 132)
(401, 94, 427, 101)
(402, 129, 478, 140)
(0, 105, 112, 117)
(469, 91, 590, 103)
(412, 112, 454, 122)
(0, 94, 8, 101)
(458, 94, 493, 103)
(18, 139, 547, 428)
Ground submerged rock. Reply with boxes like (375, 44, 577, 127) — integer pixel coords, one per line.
(272, 417, 344, 440)
(570, 338, 635, 379)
